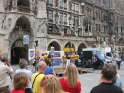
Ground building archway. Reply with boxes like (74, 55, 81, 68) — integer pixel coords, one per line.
(9, 16, 33, 64)
(11, 39, 28, 64)
(78, 43, 87, 52)
(48, 41, 61, 51)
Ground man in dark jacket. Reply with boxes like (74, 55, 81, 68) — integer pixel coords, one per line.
(90, 63, 123, 93)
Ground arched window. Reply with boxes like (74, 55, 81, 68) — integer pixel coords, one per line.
(65, 42, 75, 48)
(78, 43, 87, 52)
(48, 41, 61, 51)
(9, 16, 32, 42)
(17, 0, 30, 13)
(4, 0, 13, 11)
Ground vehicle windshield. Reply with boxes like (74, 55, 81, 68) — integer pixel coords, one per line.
(106, 52, 112, 57)
(95, 51, 105, 60)
(82, 51, 92, 60)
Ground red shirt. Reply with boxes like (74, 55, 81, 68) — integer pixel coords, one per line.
(11, 89, 25, 93)
(59, 77, 81, 93)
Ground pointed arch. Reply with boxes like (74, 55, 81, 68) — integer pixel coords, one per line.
(78, 43, 87, 51)
(64, 42, 75, 49)
(48, 41, 61, 51)
(9, 16, 33, 64)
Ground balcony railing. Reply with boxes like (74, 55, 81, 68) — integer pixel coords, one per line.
(47, 24, 61, 35)
(17, 5, 30, 13)
(64, 33, 76, 36)
(47, 3, 53, 7)
(64, 29, 76, 36)
(48, 30, 61, 35)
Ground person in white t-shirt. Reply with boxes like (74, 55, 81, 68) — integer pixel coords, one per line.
(15, 58, 33, 93)
(116, 57, 122, 70)
(0, 56, 13, 93)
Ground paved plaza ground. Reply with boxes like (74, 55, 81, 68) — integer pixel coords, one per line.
(12, 63, 124, 93)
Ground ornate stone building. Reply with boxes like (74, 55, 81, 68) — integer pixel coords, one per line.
(81, 0, 112, 47)
(81, 0, 124, 57)
(0, 0, 124, 64)
(110, 0, 124, 57)
(0, 0, 96, 64)
(0, 0, 47, 64)
(46, 0, 101, 52)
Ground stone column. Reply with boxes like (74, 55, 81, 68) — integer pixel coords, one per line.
(0, 0, 5, 12)
(30, 0, 34, 15)
(37, 1, 47, 18)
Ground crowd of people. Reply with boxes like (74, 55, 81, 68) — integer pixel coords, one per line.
(0, 55, 123, 93)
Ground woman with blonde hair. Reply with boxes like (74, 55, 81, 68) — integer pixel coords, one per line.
(41, 75, 64, 93)
(59, 63, 81, 93)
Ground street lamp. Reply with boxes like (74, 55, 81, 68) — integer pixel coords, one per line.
(34, 40, 38, 60)
(34, 40, 38, 71)
(35, 40, 38, 47)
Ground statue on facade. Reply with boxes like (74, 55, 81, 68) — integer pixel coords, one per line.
(4, 0, 13, 11)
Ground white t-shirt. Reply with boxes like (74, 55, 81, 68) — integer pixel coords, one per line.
(15, 68, 33, 88)
(116, 58, 121, 62)
(0, 61, 13, 88)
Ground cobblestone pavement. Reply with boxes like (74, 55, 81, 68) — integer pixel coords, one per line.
(12, 64, 124, 93)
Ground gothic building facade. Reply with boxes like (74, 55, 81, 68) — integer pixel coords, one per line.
(111, 0, 124, 57)
(0, 0, 124, 64)
(81, 0, 124, 57)
(0, 0, 47, 64)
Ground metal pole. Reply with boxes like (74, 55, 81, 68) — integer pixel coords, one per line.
(34, 40, 38, 72)
(34, 43, 37, 72)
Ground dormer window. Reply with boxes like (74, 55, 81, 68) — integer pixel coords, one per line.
(4, 0, 13, 11)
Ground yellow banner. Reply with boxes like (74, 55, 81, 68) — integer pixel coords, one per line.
(63, 48, 75, 52)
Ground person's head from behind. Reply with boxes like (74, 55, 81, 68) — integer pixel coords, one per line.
(1, 56, 10, 66)
(1, 56, 8, 63)
(19, 58, 28, 69)
(41, 75, 63, 93)
(37, 61, 47, 73)
(101, 63, 117, 82)
(46, 61, 52, 66)
(13, 72, 28, 90)
(64, 63, 79, 88)
(1, 56, 8, 62)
